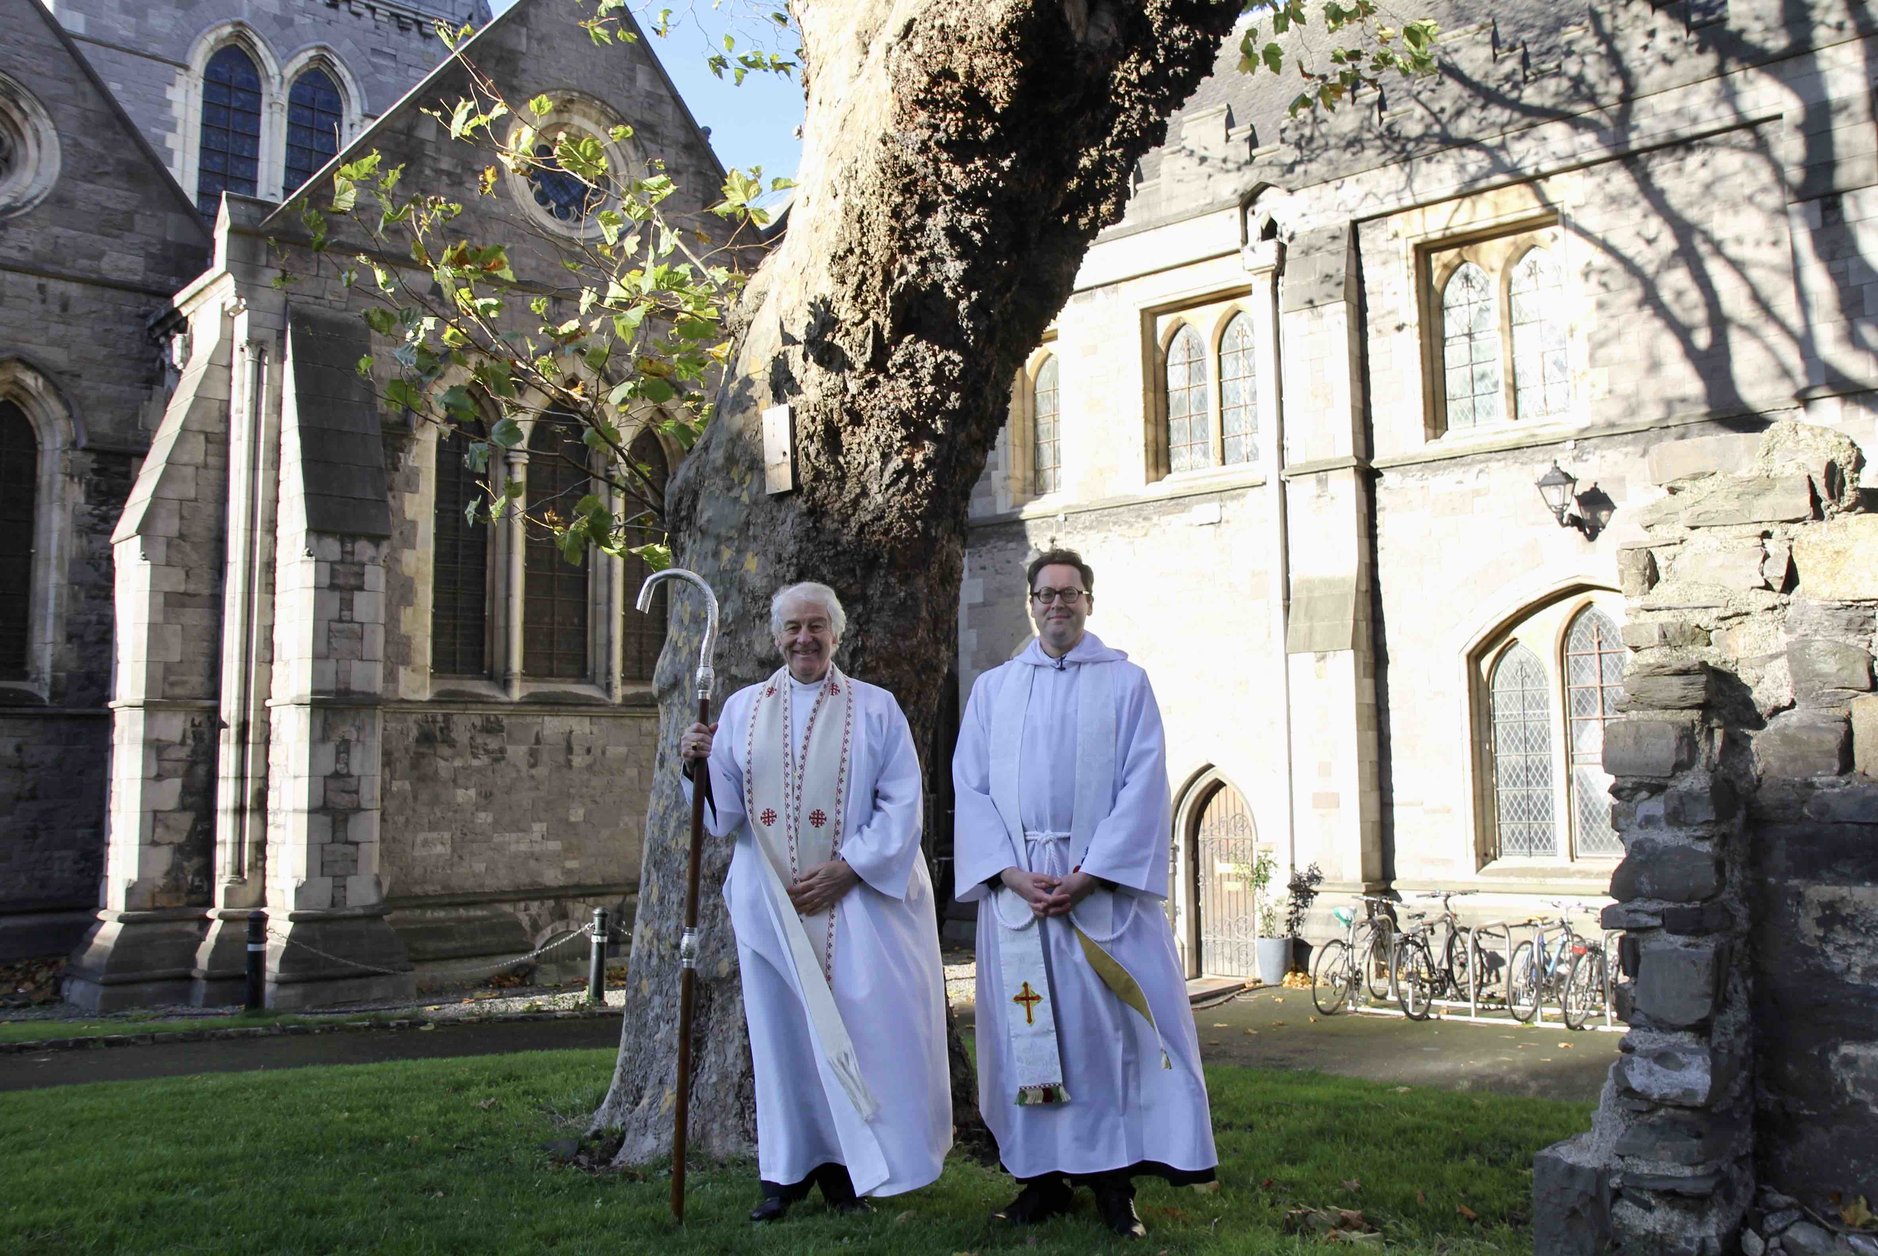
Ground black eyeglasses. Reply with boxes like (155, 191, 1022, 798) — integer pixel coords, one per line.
(1030, 588, 1088, 605)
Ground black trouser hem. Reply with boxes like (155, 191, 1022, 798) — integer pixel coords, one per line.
(760, 1161, 858, 1203)
(1016, 1160, 1218, 1190)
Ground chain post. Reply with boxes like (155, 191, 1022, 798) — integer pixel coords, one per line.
(246, 911, 267, 1011)
(587, 907, 609, 1004)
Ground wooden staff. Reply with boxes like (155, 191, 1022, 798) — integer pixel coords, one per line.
(635, 567, 719, 1223)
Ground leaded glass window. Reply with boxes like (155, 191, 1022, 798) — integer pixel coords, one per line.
(527, 141, 600, 223)
(1510, 248, 1571, 421)
(284, 68, 343, 196)
(619, 428, 668, 684)
(431, 427, 488, 677)
(1219, 313, 1257, 466)
(524, 415, 591, 680)
(0, 401, 34, 679)
(1442, 262, 1503, 430)
(1032, 356, 1060, 496)
(196, 45, 262, 218)
(1491, 645, 1555, 857)
(1565, 608, 1624, 856)
(1165, 325, 1207, 473)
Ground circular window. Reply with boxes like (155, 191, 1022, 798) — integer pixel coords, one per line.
(505, 95, 638, 239)
(0, 74, 59, 219)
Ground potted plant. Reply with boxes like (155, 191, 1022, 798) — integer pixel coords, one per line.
(1283, 862, 1324, 974)
(1252, 851, 1291, 986)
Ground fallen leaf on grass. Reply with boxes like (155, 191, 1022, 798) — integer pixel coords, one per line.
(1416, 1190, 1427, 1206)
(1212, 1022, 1230, 1028)
(893, 1210, 917, 1225)
(1283, 1206, 1378, 1243)
(476, 1097, 499, 1110)
(1244, 1029, 1259, 1036)
(1340, 1180, 1361, 1193)
(1392, 1086, 1412, 1094)
(1558, 1042, 1574, 1049)
(1843, 1195, 1875, 1228)
(1457, 1204, 1478, 1221)
(1262, 1178, 1276, 1190)
(1271, 1021, 1287, 1028)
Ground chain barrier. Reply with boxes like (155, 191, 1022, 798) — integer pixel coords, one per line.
(266, 923, 595, 981)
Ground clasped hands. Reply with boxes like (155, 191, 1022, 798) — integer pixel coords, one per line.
(1001, 866, 1097, 918)
(680, 722, 857, 917)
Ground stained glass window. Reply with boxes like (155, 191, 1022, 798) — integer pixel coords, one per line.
(1032, 356, 1060, 496)
(284, 68, 343, 196)
(619, 428, 668, 684)
(1219, 313, 1257, 466)
(0, 401, 34, 679)
(1491, 645, 1555, 857)
(431, 426, 488, 677)
(196, 45, 262, 218)
(1511, 248, 1572, 421)
(1442, 262, 1503, 430)
(524, 415, 591, 680)
(1565, 608, 1624, 856)
(527, 141, 600, 223)
(1165, 325, 1207, 473)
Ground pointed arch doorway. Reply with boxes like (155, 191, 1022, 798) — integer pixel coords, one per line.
(1172, 772, 1261, 979)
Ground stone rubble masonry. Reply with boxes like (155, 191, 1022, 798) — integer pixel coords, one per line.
(1537, 420, 1878, 1254)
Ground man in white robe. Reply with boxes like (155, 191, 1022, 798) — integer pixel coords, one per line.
(952, 548, 1216, 1239)
(680, 581, 951, 1222)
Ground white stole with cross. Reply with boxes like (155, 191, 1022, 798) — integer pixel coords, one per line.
(987, 658, 1170, 1106)
(743, 664, 878, 1122)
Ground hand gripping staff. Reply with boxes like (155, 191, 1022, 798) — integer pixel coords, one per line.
(634, 567, 719, 1223)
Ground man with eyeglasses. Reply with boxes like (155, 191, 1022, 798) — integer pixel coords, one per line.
(952, 548, 1216, 1239)
(680, 582, 951, 1222)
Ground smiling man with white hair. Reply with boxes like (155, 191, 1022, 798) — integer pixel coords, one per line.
(680, 581, 950, 1222)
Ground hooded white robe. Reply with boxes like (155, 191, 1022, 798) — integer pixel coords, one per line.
(952, 632, 1216, 1181)
(686, 672, 951, 1196)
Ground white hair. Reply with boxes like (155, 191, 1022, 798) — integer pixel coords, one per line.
(769, 581, 847, 641)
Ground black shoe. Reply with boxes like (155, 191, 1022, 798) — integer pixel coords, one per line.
(1093, 1184, 1146, 1239)
(749, 1194, 790, 1223)
(993, 1177, 1073, 1225)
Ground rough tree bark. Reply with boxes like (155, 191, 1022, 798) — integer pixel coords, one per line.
(591, 0, 1241, 1165)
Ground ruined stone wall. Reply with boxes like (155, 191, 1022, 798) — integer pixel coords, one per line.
(1536, 420, 1878, 1255)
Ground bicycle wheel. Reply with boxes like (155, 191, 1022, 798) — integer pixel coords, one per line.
(1312, 939, 1352, 1015)
(1563, 947, 1609, 1031)
(1443, 927, 1475, 1001)
(1397, 938, 1438, 1021)
(1508, 940, 1542, 1023)
(1363, 925, 1394, 1001)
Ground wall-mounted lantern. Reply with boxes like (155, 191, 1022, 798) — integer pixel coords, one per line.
(1536, 461, 1617, 540)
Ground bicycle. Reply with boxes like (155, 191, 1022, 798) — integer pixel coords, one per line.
(1506, 902, 1603, 1027)
(1413, 890, 1479, 1004)
(1561, 930, 1612, 1031)
(1310, 895, 1398, 1015)
(1391, 909, 1441, 1020)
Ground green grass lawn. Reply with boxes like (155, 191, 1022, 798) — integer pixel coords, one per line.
(0, 1049, 1589, 1254)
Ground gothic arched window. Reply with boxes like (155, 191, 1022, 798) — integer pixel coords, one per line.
(1164, 325, 1207, 474)
(619, 427, 669, 684)
(1489, 644, 1554, 857)
(1510, 247, 1571, 421)
(430, 426, 489, 677)
(524, 415, 591, 680)
(1442, 262, 1503, 431)
(0, 400, 34, 679)
(1032, 355, 1060, 496)
(196, 45, 263, 217)
(284, 68, 344, 196)
(1219, 313, 1258, 466)
(1565, 607, 1624, 856)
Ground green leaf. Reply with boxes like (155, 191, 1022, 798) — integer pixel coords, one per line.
(528, 94, 554, 117)
(385, 378, 423, 412)
(490, 416, 524, 448)
(1262, 41, 1284, 74)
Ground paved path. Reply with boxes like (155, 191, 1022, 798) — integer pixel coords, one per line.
(0, 1016, 623, 1092)
(0, 986, 1618, 1103)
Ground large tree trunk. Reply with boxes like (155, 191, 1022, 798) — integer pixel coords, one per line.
(591, 0, 1239, 1165)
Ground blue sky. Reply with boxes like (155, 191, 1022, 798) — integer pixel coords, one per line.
(489, 0, 805, 183)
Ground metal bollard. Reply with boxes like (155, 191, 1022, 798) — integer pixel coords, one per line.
(587, 907, 609, 1004)
(246, 910, 267, 1011)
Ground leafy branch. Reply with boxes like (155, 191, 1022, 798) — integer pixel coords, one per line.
(1238, 0, 1440, 115)
(274, 14, 792, 571)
